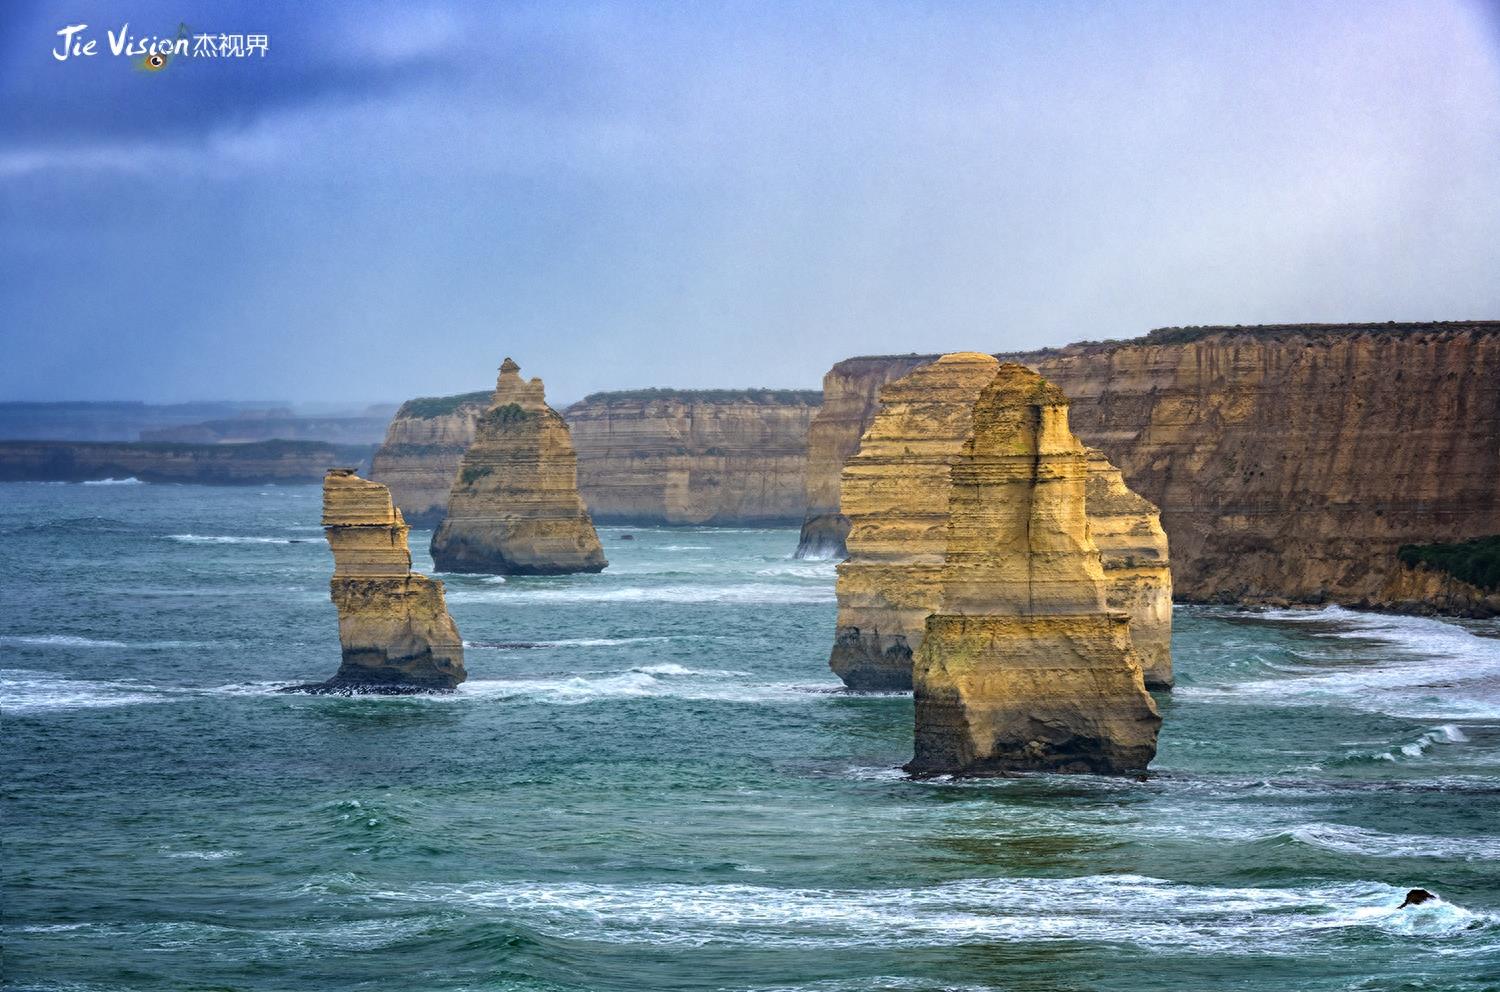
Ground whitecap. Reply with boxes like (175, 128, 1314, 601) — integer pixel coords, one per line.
(370, 875, 1497, 951)
(0, 671, 173, 714)
(80, 477, 142, 485)
(1287, 822, 1500, 862)
(0, 634, 128, 648)
(167, 534, 306, 545)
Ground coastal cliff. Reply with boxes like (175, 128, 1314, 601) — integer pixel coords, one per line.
(430, 360, 606, 575)
(565, 389, 821, 524)
(798, 322, 1500, 616)
(372, 388, 822, 527)
(909, 364, 1160, 776)
(0, 440, 373, 484)
(292, 469, 465, 693)
(369, 392, 489, 528)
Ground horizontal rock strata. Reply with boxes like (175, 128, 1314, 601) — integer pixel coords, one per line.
(565, 389, 821, 524)
(830, 356, 1173, 691)
(430, 360, 606, 575)
(295, 469, 465, 693)
(798, 322, 1500, 617)
(909, 364, 1161, 776)
(369, 392, 490, 528)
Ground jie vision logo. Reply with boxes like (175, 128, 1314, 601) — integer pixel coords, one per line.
(53, 23, 268, 72)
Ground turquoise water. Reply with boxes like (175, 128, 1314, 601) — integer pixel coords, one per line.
(3, 481, 1499, 992)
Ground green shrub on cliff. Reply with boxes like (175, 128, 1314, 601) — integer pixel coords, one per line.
(1397, 536, 1500, 592)
(398, 391, 491, 419)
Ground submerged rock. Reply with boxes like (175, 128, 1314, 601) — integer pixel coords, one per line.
(430, 359, 607, 575)
(907, 364, 1160, 776)
(289, 469, 465, 693)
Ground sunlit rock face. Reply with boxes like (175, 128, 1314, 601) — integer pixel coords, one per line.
(908, 364, 1160, 777)
(830, 353, 1000, 690)
(797, 323, 1500, 617)
(430, 359, 606, 576)
(304, 469, 465, 693)
(827, 355, 1173, 692)
(1084, 448, 1173, 689)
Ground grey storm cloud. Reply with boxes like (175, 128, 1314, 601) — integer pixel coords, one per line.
(2, 0, 1499, 404)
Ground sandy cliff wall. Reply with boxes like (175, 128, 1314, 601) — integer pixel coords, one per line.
(369, 393, 490, 528)
(373, 388, 821, 527)
(798, 323, 1500, 615)
(566, 390, 821, 525)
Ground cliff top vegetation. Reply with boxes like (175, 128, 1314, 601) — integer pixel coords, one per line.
(396, 392, 492, 419)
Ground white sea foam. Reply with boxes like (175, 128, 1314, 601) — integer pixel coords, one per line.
(162, 849, 241, 861)
(167, 534, 307, 545)
(81, 477, 142, 485)
(438, 672, 833, 707)
(0, 670, 174, 713)
(373, 875, 1496, 951)
(1, 634, 128, 648)
(1182, 606, 1500, 720)
(1286, 822, 1500, 862)
(463, 636, 691, 649)
(447, 583, 835, 605)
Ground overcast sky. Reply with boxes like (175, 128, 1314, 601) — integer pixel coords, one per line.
(3, 0, 1499, 404)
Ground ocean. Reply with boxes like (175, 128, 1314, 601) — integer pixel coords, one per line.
(3, 481, 1498, 991)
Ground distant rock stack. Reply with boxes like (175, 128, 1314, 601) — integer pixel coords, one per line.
(907, 364, 1160, 776)
(831, 353, 1001, 689)
(430, 359, 607, 575)
(1085, 448, 1174, 689)
(294, 469, 465, 693)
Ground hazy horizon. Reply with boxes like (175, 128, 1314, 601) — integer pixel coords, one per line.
(4, 0, 1500, 403)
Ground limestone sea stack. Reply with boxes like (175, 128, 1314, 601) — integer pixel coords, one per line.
(908, 364, 1160, 776)
(430, 359, 606, 575)
(831, 353, 1001, 689)
(1084, 448, 1174, 689)
(297, 469, 465, 693)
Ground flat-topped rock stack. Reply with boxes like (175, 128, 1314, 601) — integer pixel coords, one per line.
(908, 364, 1161, 776)
(293, 469, 465, 693)
(430, 359, 607, 575)
(831, 353, 1001, 689)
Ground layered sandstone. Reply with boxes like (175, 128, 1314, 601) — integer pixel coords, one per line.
(798, 356, 936, 557)
(831, 354, 1001, 689)
(296, 469, 465, 693)
(908, 365, 1160, 776)
(369, 392, 490, 528)
(1084, 449, 1173, 688)
(829, 356, 1173, 691)
(799, 323, 1500, 616)
(430, 360, 606, 575)
(565, 389, 821, 524)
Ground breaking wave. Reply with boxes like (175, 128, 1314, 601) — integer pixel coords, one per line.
(370, 875, 1497, 950)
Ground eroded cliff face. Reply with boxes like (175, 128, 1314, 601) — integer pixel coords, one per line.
(565, 390, 821, 524)
(297, 469, 465, 693)
(800, 323, 1500, 615)
(0, 440, 373, 484)
(798, 356, 937, 557)
(830, 355, 1173, 691)
(831, 354, 1001, 689)
(909, 365, 1160, 777)
(430, 360, 606, 575)
(369, 393, 489, 528)
(1085, 449, 1173, 688)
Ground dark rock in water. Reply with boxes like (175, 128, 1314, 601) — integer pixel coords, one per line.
(291, 469, 465, 694)
(1400, 888, 1436, 908)
(620, 533, 634, 540)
